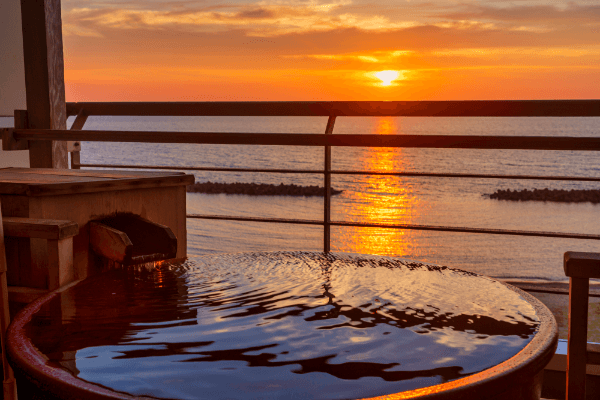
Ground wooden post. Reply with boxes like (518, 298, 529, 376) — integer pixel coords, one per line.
(567, 276, 589, 400)
(20, 0, 68, 168)
(323, 116, 335, 253)
(68, 109, 87, 169)
(0, 201, 17, 400)
(563, 252, 600, 400)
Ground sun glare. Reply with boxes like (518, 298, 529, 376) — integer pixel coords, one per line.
(374, 70, 400, 86)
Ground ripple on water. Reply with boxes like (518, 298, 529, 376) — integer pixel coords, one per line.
(26, 252, 540, 400)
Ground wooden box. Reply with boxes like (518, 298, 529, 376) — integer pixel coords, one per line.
(0, 168, 194, 289)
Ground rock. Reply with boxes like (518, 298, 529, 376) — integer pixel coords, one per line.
(486, 188, 600, 203)
(187, 181, 343, 197)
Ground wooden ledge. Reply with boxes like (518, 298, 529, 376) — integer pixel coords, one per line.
(3, 217, 79, 239)
(564, 252, 600, 279)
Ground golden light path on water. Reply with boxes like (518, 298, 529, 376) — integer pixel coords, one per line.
(335, 118, 423, 257)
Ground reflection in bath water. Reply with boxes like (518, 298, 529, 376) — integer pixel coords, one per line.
(27, 252, 540, 399)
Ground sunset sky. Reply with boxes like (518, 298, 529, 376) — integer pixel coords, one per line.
(61, 0, 600, 101)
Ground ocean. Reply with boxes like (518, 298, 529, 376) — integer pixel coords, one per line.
(4, 115, 600, 282)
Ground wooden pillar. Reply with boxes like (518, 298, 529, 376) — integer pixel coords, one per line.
(20, 0, 68, 169)
(566, 276, 589, 400)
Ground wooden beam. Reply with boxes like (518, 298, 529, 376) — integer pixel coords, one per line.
(47, 238, 73, 290)
(20, 0, 68, 168)
(89, 222, 133, 264)
(1, 111, 29, 151)
(14, 129, 600, 151)
(566, 276, 589, 400)
(2, 217, 78, 240)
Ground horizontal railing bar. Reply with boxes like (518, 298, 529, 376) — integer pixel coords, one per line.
(330, 222, 600, 240)
(187, 214, 324, 225)
(66, 100, 600, 117)
(77, 163, 324, 174)
(187, 214, 600, 240)
(335, 171, 600, 181)
(16, 130, 600, 150)
(76, 162, 600, 182)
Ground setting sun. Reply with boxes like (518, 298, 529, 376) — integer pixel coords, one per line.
(374, 70, 400, 86)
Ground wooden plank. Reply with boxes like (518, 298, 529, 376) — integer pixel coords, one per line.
(4, 237, 32, 288)
(1, 168, 136, 179)
(0, 195, 29, 218)
(15, 129, 600, 151)
(69, 109, 88, 131)
(567, 276, 589, 400)
(70, 151, 80, 169)
(0, 168, 193, 196)
(89, 222, 132, 264)
(65, 100, 600, 117)
(24, 175, 194, 197)
(47, 238, 73, 290)
(3, 167, 183, 179)
(2, 217, 78, 240)
(1, 111, 28, 151)
(565, 252, 600, 279)
(0, 171, 117, 183)
(29, 238, 49, 289)
(4, 237, 21, 286)
(0, 176, 118, 196)
(21, 0, 68, 168)
(587, 343, 600, 365)
(68, 108, 87, 152)
(15, 237, 30, 287)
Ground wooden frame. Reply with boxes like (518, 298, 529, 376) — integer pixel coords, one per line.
(20, 0, 68, 168)
(3, 217, 78, 300)
(564, 252, 600, 400)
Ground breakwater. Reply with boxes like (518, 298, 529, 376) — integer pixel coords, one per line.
(187, 181, 343, 196)
(488, 188, 600, 203)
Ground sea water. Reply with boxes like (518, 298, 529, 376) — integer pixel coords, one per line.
(3, 115, 600, 282)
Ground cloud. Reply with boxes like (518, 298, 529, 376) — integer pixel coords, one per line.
(431, 46, 600, 58)
(63, 22, 104, 37)
(440, 3, 600, 27)
(433, 20, 497, 30)
(284, 50, 413, 63)
(63, 0, 420, 37)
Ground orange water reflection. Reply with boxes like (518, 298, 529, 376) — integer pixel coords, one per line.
(335, 118, 420, 256)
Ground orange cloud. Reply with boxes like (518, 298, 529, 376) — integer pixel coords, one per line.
(63, 0, 419, 38)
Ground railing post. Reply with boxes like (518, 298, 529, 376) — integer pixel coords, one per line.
(68, 109, 87, 169)
(563, 251, 600, 400)
(567, 276, 588, 400)
(70, 151, 81, 169)
(324, 115, 336, 253)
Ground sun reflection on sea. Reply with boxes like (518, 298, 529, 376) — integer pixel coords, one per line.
(335, 118, 420, 256)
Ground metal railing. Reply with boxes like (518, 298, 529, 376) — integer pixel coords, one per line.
(12, 100, 600, 253)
